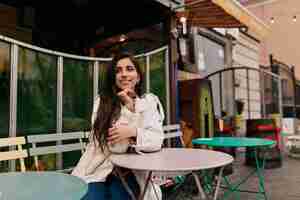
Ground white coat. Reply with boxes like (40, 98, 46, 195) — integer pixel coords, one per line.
(72, 93, 165, 200)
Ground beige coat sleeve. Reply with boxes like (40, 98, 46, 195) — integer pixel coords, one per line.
(135, 93, 165, 152)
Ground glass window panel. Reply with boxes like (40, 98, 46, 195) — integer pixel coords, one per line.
(62, 59, 93, 169)
(98, 61, 109, 94)
(195, 34, 225, 75)
(136, 57, 147, 93)
(17, 48, 57, 171)
(17, 47, 57, 135)
(296, 84, 300, 106)
(61, 136, 81, 170)
(149, 51, 166, 120)
(62, 59, 93, 132)
(0, 40, 10, 138)
(62, 150, 81, 170)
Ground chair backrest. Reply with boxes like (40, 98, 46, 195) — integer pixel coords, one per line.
(27, 132, 85, 170)
(163, 124, 184, 147)
(83, 130, 92, 141)
(0, 137, 27, 172)
(153, 125, 185, 186)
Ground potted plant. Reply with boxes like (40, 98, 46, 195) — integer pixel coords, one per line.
(235, 99, 244, 115)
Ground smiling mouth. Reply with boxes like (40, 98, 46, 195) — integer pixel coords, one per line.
(121, 80, 132, 84)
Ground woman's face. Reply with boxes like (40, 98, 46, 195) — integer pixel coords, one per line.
(115, 57, 140, 91)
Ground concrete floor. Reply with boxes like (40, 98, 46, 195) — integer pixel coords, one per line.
(168, 151, 300, 200)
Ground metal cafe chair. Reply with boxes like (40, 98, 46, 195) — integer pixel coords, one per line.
(27, 132, 86, 172)
(0, 136, 28, 172)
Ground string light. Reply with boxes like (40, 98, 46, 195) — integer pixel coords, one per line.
(269, 14, 299, 24)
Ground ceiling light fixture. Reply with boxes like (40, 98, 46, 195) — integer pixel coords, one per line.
(119, 34, 127, 42)
(180, 16, 187, 35)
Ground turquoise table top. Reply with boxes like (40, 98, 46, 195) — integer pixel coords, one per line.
(192, 137, 276, 148)
(0, 171, 87, 200)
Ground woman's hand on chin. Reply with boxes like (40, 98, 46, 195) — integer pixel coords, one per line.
(117, 88, 136, 112)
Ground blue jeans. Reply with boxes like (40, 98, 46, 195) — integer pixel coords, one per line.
(82, 172, 139, 200)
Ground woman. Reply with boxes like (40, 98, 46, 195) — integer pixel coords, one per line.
(72, 52, 165, 200)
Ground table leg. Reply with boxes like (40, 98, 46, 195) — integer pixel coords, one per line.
(114, 169, 160, 200)
(192, 172, 207, 199)
(220, 148, 268, 200)
(139, 171, 153, 200)
(254, 149, 268, 200)
(113, 167, 137, 200)
(150, 181, 161, 200)
(223, 176, 241, 200)
(213, 166, 225, 200)
(197, 167, 225, 200)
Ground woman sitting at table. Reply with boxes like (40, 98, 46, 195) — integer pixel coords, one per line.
(72, 52, 165, 200)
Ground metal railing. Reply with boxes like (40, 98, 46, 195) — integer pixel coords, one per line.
(0, 34, 170, 171)
(204, 66, 283, 119)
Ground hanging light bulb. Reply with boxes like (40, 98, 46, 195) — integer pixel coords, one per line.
(119, 34, 127, 42)
(180, 16, 187, 35)
(293, 15, 297, 22)
(270, 17, 275, 24)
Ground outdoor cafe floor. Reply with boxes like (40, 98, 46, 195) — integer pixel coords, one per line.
(171, 151, 300, 200)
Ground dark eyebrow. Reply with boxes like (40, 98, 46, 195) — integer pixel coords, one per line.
(116, 65, 135, 68)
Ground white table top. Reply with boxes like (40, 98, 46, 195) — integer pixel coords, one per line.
(0, 171, 87, 200)
(110, 148, 233, 172)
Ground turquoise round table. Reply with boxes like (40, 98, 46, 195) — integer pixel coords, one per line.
(192, 137, 275, 148)
(192, 137, 276, 200)
(0, 171, 87, 200)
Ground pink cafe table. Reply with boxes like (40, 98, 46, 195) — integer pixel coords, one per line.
(110, 148, 234, 200)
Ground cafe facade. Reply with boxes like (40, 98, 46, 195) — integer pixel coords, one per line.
(0, 0, 270, 170)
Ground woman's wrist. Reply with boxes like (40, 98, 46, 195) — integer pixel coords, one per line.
(131, 127, 137, 137)
(125, 102, 135, 112)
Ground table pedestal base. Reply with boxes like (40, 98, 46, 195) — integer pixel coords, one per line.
(115, 167, 226, 200)
(219, 149, 268, 200)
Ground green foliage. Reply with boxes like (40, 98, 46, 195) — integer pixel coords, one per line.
(62, 59, 93, 131)
(17, 48, 57, 134)
(0, 41, 10, 137)
(150, 51, 167, 116)
(137, 57, 147, 93)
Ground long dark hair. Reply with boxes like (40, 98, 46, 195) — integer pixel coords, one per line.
(92, 52, 144, 150)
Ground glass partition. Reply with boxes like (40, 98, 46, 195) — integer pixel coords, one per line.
(62, 58, 94, 169)
(150, 51, 166, 117)
(98, 61, 109, 94)
(136, 56, 147, 93)
(62, 59, 93, 132)
(0, 34, 170, 171)
(17, 47, 57, 135)
(0, 41, 10, 172)
(0, 41, 10, 138)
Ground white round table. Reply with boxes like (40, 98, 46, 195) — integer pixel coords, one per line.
(0, 171, 87, 200)
(110, 148, 233, 200)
